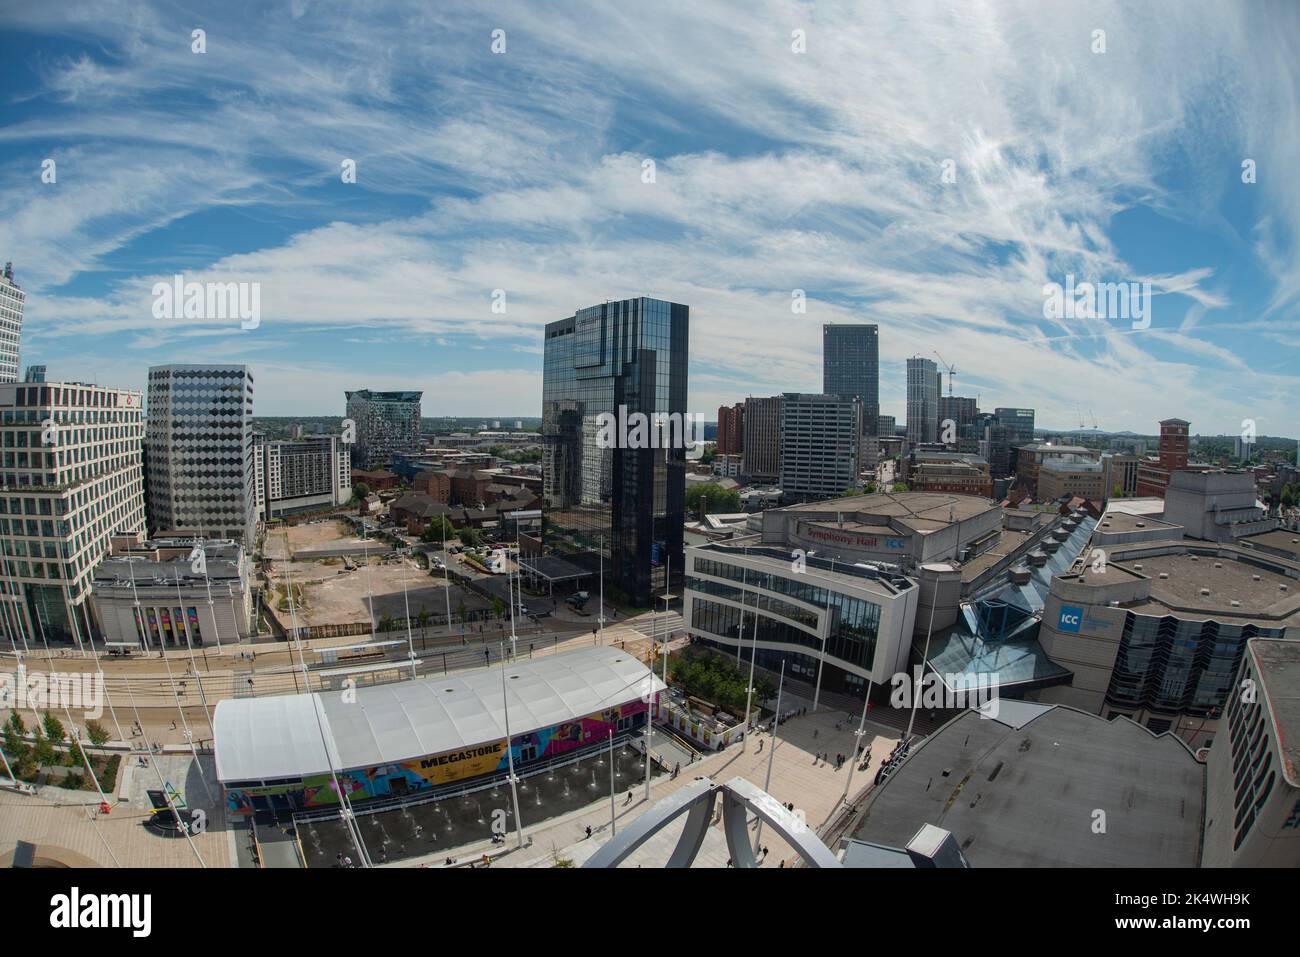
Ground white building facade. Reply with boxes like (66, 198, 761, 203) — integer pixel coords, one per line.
(683, 543, 919, 701)
(0, 263, 25, 384)
(254, 433, 352, 520)
(0, 380, 146, 644)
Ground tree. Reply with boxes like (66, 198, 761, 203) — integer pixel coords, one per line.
(456, 598, 467, 623)
(417, 609, 431, 642)
(420, 516, 456, 543)
(459, 526, 482, 548)
(891, 482, 910, 492)
(32, 729, 56, 769)
(2, 722, 27, 764)
(68, 737, 87, 773)
(353, 481, 371, 501)
(686, 483, 741, 517)
(491, 596, 506, 620)
(379, 613, 394, 634)
(42, 712, 65, 747)
(85, 720, 110, 748)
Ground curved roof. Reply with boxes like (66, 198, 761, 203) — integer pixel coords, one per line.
(214, 645, 661, 783)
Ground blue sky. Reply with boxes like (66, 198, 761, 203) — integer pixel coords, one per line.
(0, 0, 1297, 435)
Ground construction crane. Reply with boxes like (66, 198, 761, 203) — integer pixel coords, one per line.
(933, 351, 956, 396)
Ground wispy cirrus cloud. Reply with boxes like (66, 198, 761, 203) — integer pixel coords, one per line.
(0, 0, 1295, 430)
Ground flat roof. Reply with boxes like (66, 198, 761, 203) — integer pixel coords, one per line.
(214, 646, 661, 783)
(1079, 550, 1300, 623)
(1100, 498, 1167, 517)
(1241, 529, 1300, 561)
(1094, 511, 1182, 536)
(851, 707, 1204, 867)
(777, 492, 999, 539)
(1249, 638, 1300, 787)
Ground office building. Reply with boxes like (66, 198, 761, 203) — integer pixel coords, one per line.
(742, 396, 782, 482)
(1110, 452, 1141, 497)
(0, 263, 24, 385)
(779, 393, 860, 502)
(1037, 458, 1109, 504)
(716, 403, 744, 456)
(23, 365, 45, 384)
(992, 408, 1035, 475)
(254, 433, 352, 520)
(937, 396, 977, 446)
(0, 380, 146, 643)
(145, 365, 256, 545)
(906, 358, 939, 445)
(684, 541, 918, 697)
(822, 323, 879, 425)
(90, 535, 253, 647)
(344, 389, 422, 468)
(540, 297, 688, 606)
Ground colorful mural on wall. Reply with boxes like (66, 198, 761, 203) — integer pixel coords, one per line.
(225, 698, 652, 815)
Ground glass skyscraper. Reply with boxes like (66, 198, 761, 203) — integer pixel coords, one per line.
(822, 324, 879, 426)
(541, 297, 688, 606)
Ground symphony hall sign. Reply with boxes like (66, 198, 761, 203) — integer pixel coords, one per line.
(801, 524, 908, 552)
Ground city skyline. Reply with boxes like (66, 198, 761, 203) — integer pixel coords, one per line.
(1, 2, 1298, 432)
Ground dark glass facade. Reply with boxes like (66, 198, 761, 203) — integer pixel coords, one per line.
(822, 324, 879, 425)
(541, 298, 688, 606)
(1106, 613, 1285, 716)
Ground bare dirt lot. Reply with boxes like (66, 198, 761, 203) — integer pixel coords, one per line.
(268, 553, 491, 627)
(264, 519, 355, 560)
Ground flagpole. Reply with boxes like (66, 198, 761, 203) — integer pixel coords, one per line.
(754, 659, 785, 855)
(499, 640, 524, 848)
(841, 673, 875, 805)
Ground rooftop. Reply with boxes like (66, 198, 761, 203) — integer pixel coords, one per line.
(1250, 638, 1300, 787)
(1241, 529, 1300, 562)
(1077, 548, 1300, 623)
(851, 705, 1204, 867)
(693, 542, 914, 593)
(1093, 511, 1182, 536)
(778, 491, 998, 534)
(214, 645, 661, 782)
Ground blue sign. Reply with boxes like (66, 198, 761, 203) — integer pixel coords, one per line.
(1058, 606, 1083, 633)
(651, 542, 661, 566)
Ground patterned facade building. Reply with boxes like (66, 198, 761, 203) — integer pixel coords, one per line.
(344, 389, 423, 468)
(146, 365, 256, 544)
